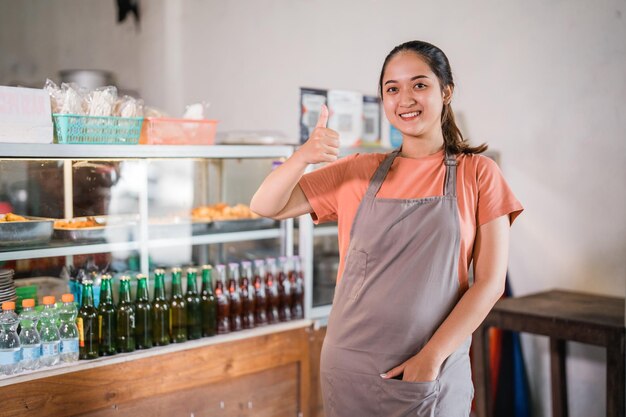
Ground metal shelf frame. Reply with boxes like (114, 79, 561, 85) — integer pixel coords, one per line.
(1, 143, 295, 276)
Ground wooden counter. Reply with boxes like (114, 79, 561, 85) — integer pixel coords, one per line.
(0, 320, 312, 417)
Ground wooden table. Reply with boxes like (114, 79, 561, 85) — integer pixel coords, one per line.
(473, 290, 625, 417)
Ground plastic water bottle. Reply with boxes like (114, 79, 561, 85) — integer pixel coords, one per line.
(18, 299, 41, 371)
(58, 294, 79, 363)
(0, 301, 22, 375)
(39, 296, 60, 367)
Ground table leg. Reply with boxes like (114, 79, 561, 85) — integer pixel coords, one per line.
(550, 337, 568, 417)
(473, 323, 492, 417)
(606, 332, 625, 417)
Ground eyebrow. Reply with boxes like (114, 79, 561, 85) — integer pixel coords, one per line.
(384, 75, 429, 86)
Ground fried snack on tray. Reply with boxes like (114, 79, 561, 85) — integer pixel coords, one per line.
(0, 213, 28, 222)
(54, 216, 102, 229)
(191, 203, 260, 221)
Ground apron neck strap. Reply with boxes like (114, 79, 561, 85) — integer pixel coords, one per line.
(364, 147, 458, 200)
(364, 148, 401, 200)
(443, 151, 457, 197)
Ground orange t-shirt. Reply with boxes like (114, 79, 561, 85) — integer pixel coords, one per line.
(298, 149, 523, 292)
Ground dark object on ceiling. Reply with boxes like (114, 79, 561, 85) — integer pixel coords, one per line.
(116, 0, 140, 26)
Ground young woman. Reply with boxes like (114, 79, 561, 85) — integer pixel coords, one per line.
(251, 40, 523, 416)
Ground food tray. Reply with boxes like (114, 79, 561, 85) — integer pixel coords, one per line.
(140, 117, 218, 145)
(0, 216, 54, 247)
(53, 215, 138, 243)
(206, 217, 278, 233)
(53, 114, 143, 145)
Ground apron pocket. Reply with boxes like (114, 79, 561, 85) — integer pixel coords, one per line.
(324, 368, 381, 416)
(380, 377, 439, 417)
(341, 249, 368, 300)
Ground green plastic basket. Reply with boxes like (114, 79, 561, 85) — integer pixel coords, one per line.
(52, 114, 143, 144)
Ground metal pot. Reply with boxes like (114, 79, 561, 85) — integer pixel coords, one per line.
(59, 69, 116, 89)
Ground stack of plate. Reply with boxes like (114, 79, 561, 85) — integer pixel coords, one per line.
(0, 269, 17, 304)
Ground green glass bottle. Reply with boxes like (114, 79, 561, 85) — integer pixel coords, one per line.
(169, 268, 187, 343)
(97, 274, 117, 356)
(151, 269, 170, 346)
(78, 279, 99, 360)
(135, 274, 152, 349)
(200, 265, 217, 337)
(116, 276, 135, 353)
(185, 267, 202, 340)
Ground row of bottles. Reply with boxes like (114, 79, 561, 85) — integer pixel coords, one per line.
(0, 256, 304, 372)
(0, 295, 79, 375)
(77, 256, 304, 360)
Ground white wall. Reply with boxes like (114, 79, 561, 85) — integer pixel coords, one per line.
(1, 0, 625, 415)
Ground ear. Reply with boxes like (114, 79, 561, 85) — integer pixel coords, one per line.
(442, 85, 454, 105)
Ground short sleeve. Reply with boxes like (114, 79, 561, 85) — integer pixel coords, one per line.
(298, 155, 356, 224)
(476, 156, 524, 226)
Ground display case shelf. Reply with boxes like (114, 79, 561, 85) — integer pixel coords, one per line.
(147, 228, 283, 249)
(0, 144, 294, 159)
(0, 241, 141, 261)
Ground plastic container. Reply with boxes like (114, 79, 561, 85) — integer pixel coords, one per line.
(0, 301, 21, 375)
(39, 296, 60, 367)
(140, 117, 218, 145)
(52, 114, 143, 145)
(18, 299, 41, 371)
(58, 294, 79, 363)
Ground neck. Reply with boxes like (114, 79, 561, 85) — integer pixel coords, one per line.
(399, 132, 444, 159)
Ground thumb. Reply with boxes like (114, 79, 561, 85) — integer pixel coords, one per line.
(315, 104, 329, 128)
(380, 363, 405, 379)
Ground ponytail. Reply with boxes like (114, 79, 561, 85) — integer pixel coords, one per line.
(441, 103, 487, 154)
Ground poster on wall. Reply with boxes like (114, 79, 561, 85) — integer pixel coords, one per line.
(299, 87, 327, 144)
(362, 95, 381, 145)
(327, 89, 363, 148)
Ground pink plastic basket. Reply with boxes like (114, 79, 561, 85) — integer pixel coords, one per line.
(140, 117, 218, 145)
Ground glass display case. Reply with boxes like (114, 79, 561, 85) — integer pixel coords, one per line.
(0, 144, 294, 302)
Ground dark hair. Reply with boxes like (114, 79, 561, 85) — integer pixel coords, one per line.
(378, 40, 487, 154)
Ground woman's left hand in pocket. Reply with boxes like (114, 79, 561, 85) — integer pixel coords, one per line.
(380, 351, 441, 383)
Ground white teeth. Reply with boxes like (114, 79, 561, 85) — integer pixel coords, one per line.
(400, 111, 420, 118)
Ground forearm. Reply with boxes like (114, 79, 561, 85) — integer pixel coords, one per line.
(250, 153, 308, 218)
(419, 277, 504, 366)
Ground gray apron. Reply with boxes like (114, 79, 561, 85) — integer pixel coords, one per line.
(320, 149, 474, 417)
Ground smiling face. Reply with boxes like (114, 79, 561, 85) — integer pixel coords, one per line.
(381, 51, 451, 144)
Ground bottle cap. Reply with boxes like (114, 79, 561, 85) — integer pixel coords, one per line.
(136, 273, 147, 280)
(62, 293, 74, 303)
(119, 275, 131, 281)
(186, 267, 197, 274)
(43, 296, 55, 305)
(154, 268, 165, 275)
(171, 267, 181, 273)
(101, 273, 112, 280)
(22, 299, 35, 308)
(2, 301, 15, 310)
(201, 265, 212, 270)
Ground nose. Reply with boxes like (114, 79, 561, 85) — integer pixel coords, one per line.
(398, 89, 416, 107)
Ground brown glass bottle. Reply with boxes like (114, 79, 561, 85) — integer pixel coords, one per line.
(169, 268, 187, 343)
(264, 258, 280, 324)
(151, 269, 170, 346)
(227, 263, 243, 331)
(289, 255, 305, 319)
(277, 256, 292, 322)
(239, 261, 255, 329)
(214, 264, 231, 334)
(252, 259, 268, 326)
(200, 265, 217, 337)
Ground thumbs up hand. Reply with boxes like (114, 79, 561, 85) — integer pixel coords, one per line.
(296, 104, 340, 164)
